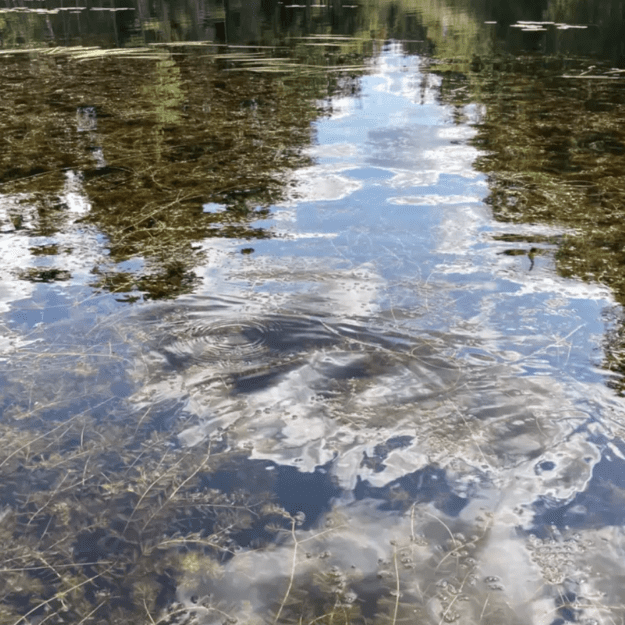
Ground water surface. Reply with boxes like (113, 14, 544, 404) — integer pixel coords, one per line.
(1, 2, 625, 624)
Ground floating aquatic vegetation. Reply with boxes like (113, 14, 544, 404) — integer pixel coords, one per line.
(17, 267, 72, 282)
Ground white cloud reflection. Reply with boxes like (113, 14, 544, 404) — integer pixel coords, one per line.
(123, 44, 625, 625)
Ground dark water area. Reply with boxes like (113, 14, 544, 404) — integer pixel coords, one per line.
(2, 1, 625, 624)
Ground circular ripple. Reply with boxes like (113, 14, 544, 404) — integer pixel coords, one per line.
(160, 315, 337, 368)
(162, 320, 273, 367)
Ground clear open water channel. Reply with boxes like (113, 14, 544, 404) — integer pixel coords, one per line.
(1, 1, 625, 624)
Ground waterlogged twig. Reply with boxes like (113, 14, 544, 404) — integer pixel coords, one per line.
(510, 324, 585, 366)
(0, 166, 74, 188)
(0, 561, 111, 573)
(479, 594, 490, 622)
(297, 523, 348, 545)
(410, 503, 417, 543)
(141, 444, 212, 530)
(423, 511, 457, 550)
(144, 598, 157, 625)
(132, 407, 154, 437)
(75, 600, 107, 625)
(156, 536, 234, 555)
(274, 517, 298, 624)
(391, 544, 401, 625)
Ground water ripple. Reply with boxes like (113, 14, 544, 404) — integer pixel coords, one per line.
(158, 314, 339, 370)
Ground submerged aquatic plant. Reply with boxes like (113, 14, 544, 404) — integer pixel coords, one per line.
(0, 385, 275, 622)
(0, 42, 368, 301)
(426, 53, 625, 392)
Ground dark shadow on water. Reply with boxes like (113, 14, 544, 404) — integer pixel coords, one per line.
(201, 459, 341, 536)
(275, 463, 342, 528)
(532, 438, 625, 532)
(355, 465, 469, 516)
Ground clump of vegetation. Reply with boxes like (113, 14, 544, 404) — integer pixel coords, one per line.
(0, 352, 284, 623)
(0, 304, 261, 623)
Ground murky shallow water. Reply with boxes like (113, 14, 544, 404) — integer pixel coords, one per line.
(2, 2, 625, 624)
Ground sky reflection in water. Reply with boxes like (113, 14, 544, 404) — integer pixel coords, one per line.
(1, 24, 625, 625)
(103, 44, 625, 623)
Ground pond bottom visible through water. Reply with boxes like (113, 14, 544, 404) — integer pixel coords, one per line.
(2, 43, 625, 625)
(127, 292, 623, 625)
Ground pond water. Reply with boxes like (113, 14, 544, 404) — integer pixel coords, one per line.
(2, 1, 625, 624)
